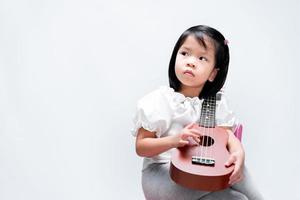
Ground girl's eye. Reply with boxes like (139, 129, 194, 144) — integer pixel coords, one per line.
(180, 51, 188, 56)
(199, 56, 207, 61)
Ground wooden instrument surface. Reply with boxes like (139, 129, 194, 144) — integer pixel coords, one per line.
(170, 95, 234, 191)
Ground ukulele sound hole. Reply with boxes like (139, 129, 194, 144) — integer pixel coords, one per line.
(199, 136, 214, 147)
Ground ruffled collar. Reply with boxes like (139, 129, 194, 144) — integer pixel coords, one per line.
(159, 86, 203, 106)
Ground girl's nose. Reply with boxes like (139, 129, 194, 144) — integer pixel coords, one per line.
(187, 57, 196, 68)
(187, 62, 195, 68)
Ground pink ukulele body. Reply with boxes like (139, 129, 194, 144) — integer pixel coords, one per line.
(170, 95, 235, 191)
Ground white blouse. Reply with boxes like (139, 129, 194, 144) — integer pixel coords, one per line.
(131, 86, 238, 170)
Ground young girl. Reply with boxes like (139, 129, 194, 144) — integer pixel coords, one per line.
(132, 25, 263, 200)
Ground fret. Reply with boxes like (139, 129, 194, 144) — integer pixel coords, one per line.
(199, 95, 217, 128)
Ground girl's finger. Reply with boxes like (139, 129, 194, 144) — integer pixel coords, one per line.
(187, 132, 201, 141)
(189, 128, 202, 135)
(190, 135, 200, 144)
(230, 174, 243, 185)
(229, 168, 238, 181)
(229, 175, 238, 185)
(179, 140, 189, 146)
(182, 132, 199, 139)
(181, 132, 200, 145)
(225, 154, 237, 167)
(192, 135, 201, 144)
(229, 165, 242, 184)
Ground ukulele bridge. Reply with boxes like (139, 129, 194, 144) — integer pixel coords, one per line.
(192, 156, 215, 166)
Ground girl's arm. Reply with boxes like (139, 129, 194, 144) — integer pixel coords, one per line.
(224, 128, 245, 185)
(226, 128, 245, 156)
(135, 123, 201, 158)
(135, 128, 174, 157)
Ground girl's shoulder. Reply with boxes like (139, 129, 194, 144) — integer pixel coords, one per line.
(132, 86, 174, 137)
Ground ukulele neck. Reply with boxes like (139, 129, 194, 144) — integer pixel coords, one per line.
(199, 95, 218, 128)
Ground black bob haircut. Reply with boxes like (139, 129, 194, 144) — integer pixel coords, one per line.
(168, 25, 230, 99)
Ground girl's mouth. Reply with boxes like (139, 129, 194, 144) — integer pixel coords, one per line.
(184, 70, 195, 77)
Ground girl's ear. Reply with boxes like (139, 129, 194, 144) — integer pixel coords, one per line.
(208, 68, 219, 82)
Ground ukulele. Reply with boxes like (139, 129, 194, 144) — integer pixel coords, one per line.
(170, 94, 234, 191)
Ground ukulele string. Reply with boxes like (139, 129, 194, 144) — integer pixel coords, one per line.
(206, 97, 211, 161)
(204, 95, 216, 162)
(198, 97, 206, 159)
(204, 98, 209, 160)
(206, 96, 213, 161)
(199, 96, 211, 160)
(210, 95, 216, 161)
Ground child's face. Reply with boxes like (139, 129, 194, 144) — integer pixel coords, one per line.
(175, 35, 218, 91)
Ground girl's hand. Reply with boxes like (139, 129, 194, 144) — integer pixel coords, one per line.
(170, 123, 201, 148)
(225, 150, 245, 185)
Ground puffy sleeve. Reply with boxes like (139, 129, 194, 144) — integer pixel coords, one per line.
(215, 90, 239, 130)
(131, 88, 172, 138)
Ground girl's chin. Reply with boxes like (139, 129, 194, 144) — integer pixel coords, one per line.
(180, 83, 203, 89)
(179, 78, 198, 86)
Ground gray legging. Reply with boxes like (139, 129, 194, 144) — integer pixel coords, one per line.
(142, 162, 263, 200)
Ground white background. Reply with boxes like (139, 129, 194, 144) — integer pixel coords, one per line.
(1, 0, 299, 199)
